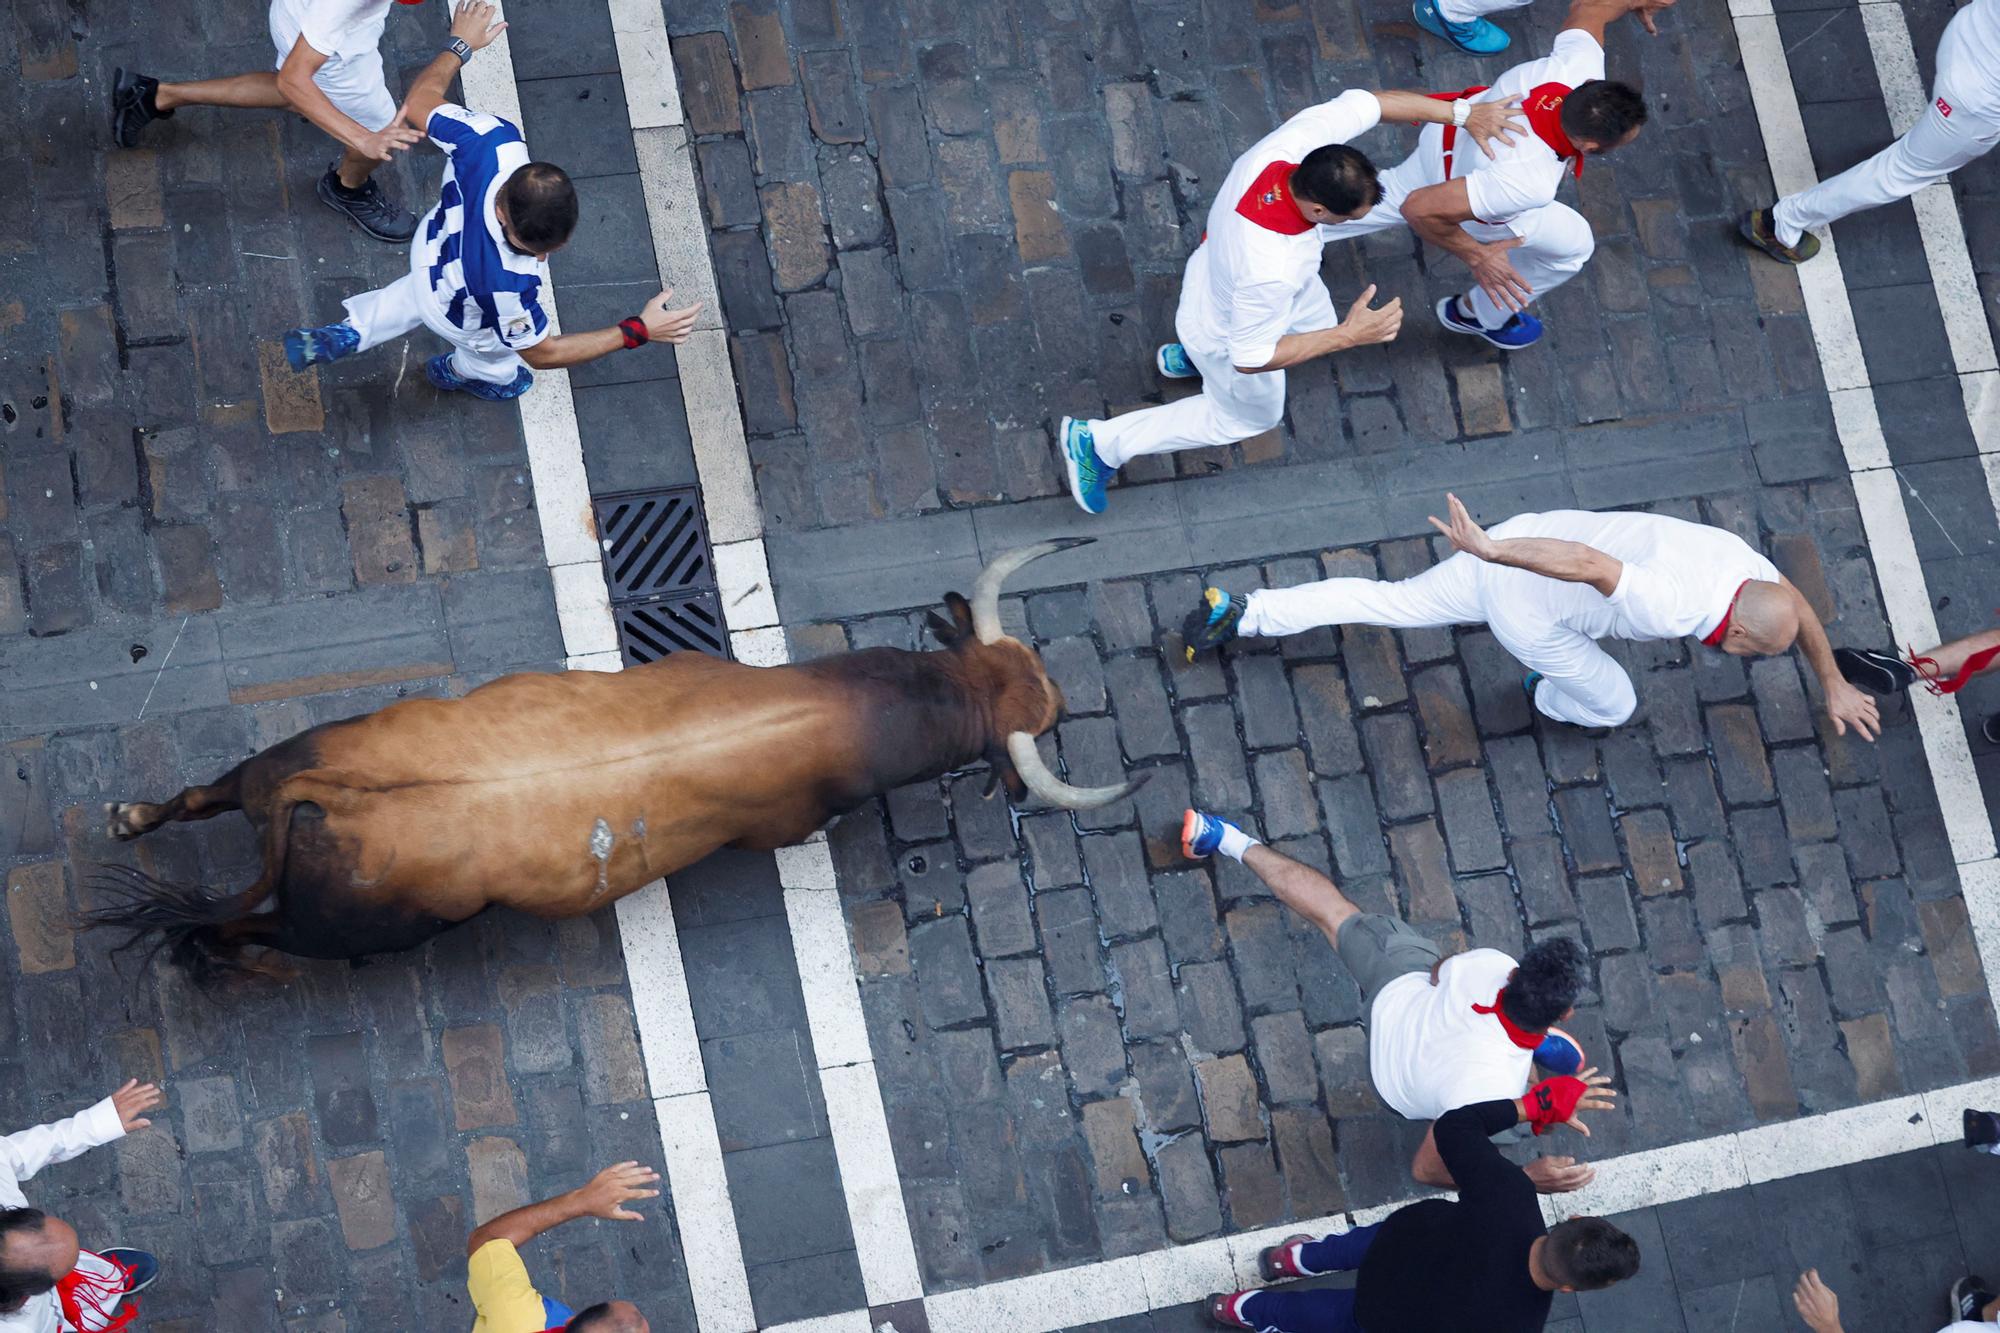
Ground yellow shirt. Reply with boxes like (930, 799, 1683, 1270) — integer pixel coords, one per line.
(467, 1240, 550, 1333)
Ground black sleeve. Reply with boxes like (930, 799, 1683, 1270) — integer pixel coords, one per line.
(1434, 1098, 1528, 1202)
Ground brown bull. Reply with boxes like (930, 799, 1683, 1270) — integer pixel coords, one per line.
(86, 540, 1139, 979)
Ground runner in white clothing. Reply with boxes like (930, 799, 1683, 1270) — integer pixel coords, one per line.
(1183, 494, 1883, 739)
(1743, 0, 2000, 264)
(110, 0, 437, 240)
(0, 1082, 163, 1333)
(1055, 88, 1526, 515)
(1180, 809, 1605, 1194)
(1318, 0, 1664, 352)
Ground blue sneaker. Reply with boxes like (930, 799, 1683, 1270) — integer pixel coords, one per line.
(1059, 416, 1109, 514)
(98, 1247, 159, 1295)
(1181, 808, 1243, 860)
(425, 353, 534, 402)
(283, 321, 361, 371)
(1412, 0, 1510, 52)
(1155, 343, 1199, 379)
(1181, 586, 1247, 662)
(1523, 670, 1544, 706)
(1533, 1026, 1585, 1077)
(1438, 295, 1543, 350)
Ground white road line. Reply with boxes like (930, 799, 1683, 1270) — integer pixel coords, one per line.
(659, 1090, 759, 1332)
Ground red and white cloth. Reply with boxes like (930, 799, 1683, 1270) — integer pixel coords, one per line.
(0, 1099, 133, 1333)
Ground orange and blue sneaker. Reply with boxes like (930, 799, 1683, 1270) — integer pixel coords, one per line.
(1156, 343, 1199, 379)
(1181, 809, 1242, 860)
(1059, 416, 1109, 514)
(1181, 587, 1246, 661)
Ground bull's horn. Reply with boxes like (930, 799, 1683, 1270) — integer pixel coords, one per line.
(970, 537, 1095, 644)
(1006, 731, 1145, 809)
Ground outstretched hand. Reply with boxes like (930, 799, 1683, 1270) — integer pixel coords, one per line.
(450, 0, 509, 50)
(1427, 492, 1500, 562)
(1791, 1269, 1844, 1333)
(641, 289, 704, 345)
(1823, 679, 1880, 742)
(1467, 237, 1533, 313)
(1634, 0, 1678, 36)
(111, 1080, 163, 1133)
(577, 1162, 661, 1222)
(1341, 284, 1403, 348)
(1464, 97, 1526, 158)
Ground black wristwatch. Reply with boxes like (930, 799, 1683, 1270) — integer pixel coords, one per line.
(445, 36, 473, 63)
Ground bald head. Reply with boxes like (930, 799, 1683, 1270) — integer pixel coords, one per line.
(1720, 580, 1799, 657)
(568, 1301, 648, 1333)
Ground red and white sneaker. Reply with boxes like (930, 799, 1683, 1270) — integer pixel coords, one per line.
(1257, 1233, 1318, 1281)
(1205, 1290, 1256, 1328)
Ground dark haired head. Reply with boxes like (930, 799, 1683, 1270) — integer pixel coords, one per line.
(0, 1209, 60, 1315)
(1291, 144, 1381, 220)
(568, 1299, 647, 1332)
(1544, 1217, 1641, 1291)
(500, 162, 580, 255)
(1560, 80, 1647, 153)
(1501, 937, 1587, 1032)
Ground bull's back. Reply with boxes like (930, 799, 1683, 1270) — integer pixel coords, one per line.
(289, 657, 866, 916)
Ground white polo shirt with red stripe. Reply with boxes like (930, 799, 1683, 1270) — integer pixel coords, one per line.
(1186, 89, 1383, 369)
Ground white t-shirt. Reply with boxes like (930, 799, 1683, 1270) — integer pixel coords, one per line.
(1938, 0, 2000, 114)
(1411, 28, 1606, 223)
(1370, 948, 1536, 1122)
(1187, 90, 1383, 368)
(1480, 509, 1782, 646)
(281, 0, 396, 60)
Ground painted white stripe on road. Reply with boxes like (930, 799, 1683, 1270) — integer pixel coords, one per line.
(819, 1061, 926, 1305)
(615, 880, 706, 1099)
(658, 1090, 758, 1333)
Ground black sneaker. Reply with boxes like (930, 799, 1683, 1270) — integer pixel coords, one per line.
(1181, 587, 1246, 662)
(1834, 646, 1918, 696)
(1953, 1274, 1997, 1322)
(317, 166, 417, 243)
(110, 68, 170, 148)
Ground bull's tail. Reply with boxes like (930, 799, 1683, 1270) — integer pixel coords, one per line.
(81, 866, 283, 988)
(82, 771, 348, 987)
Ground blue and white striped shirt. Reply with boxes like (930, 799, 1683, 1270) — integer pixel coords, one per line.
(411, 103, 551, 353)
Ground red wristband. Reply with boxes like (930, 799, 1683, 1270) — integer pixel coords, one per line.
(619, 317, 649, 350)
(1525, 1075, 1587, 1135)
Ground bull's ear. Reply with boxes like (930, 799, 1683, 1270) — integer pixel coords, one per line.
(985, 745, 1028, 802)
(924, 610, 960, 646)
(943, 591, 977, 639)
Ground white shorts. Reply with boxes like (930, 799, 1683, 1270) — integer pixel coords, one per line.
(269, 0, 398, 132)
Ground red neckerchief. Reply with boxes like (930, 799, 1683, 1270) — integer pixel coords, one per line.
(1701, 580, 1750, 647)
(1471, 988, 1546, 1050)
(1233, 160, 1314, 235)
(1432, 83, 1581, 181)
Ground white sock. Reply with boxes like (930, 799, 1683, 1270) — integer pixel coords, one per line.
(1217, 822, 1258, 862)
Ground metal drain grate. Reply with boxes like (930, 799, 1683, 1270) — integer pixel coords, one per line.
(591, 485, 729, 665)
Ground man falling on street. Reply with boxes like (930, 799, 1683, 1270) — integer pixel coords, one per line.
(1182, 808, 1602, 1195)
(1056, 89, 1526, 515)
(111, 0, 434, 241)
(0, 1081, 164, 1333)
(465, 1161, 661, 1332)
(1206, 1092, 1637, 1333)
(1318, 0, 1666, 354)
(1186, 493, 1882, 738)
(281, 1, 701, 401)
(1742, 0, 2000, 265)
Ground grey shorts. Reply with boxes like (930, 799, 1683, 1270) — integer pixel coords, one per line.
(1336, 911, 1443, 1009)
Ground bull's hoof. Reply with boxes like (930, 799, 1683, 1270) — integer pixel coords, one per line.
(105, 802, 154, 840)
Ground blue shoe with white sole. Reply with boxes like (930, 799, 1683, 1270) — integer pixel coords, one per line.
(1156, 343, 1199, 379)
(98, 1247, 159, 1295)
(1412, 0, 1511, 53)
(425, 353, 534, 401)
(283, 321, 361, 371)
(1438, 295, 1543, 350)
(1059, 416, 1109, 514)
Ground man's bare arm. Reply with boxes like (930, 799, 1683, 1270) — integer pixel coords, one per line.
(401, 0, 508, 131)
(1560, 0, 1675, 44)
(1402, 180, 1536, 313)
(1429, 492, 1623, 595)
(1783, 577, 1882, 740)
(1237, 285, 1402, 373)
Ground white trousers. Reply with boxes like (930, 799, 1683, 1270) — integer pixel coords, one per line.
(268, 0, 398, 132)
(1322, 154, 1596, 330)
(1241, 554, 1642, 727)
(1773, 77, 2000, 246)
(342, 272, 525, 384)
(1439, 0, 1532, 25)
(1091, 247, 1338, 468)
